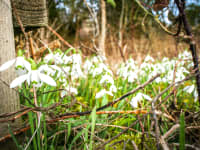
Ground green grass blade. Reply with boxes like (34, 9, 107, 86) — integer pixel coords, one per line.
(179, 112, 185, 150)
(89, 107, 96, 150)
(8, 124, 22, 150)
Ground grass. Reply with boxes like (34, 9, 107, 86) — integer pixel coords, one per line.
(1, 45, 200, 149)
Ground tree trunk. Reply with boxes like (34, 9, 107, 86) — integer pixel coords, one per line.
(0, 0, 21, 138)
(98, 0, 106, 57)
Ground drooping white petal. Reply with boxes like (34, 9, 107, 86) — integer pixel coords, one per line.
(0, 59, 16, 71)
(31, 70, 40, 83)
(142, 94, 152, 101)
(61, 90, 67, 98)
(66, 86, 78, 95)
(39, 73, 56, 86)
(95, 89, 113, 99)
(15, 57, 24, 68)
(183, 85, 195, 94)
(10, 74, 28, 88)
(130, 97, 139, 108)
(110, 84, 117, 93)
(23, 59, 31, 71)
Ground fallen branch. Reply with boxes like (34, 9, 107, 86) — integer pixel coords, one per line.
(46, 25, 74, 48)
(160, 124, 180, 150)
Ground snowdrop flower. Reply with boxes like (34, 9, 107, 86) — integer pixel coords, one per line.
(100, 74, 114, 85)
(183, 84, 198, 102)
(83, 59, 93, 73)
(71, 64, 84, 79)
(63, 55, 72, 64)
(154, 77, 162, 83)
(187, 62, 193, 68)
(128, 71, 138, 83)
(0, 56, 31, 72)
(92, 55, 106, 63)
(44, 53, 63, 64)
(50, 65, 64, 78)
(10, 69, 57, 88)
(61, 86, 78, 97)
(99, 63, 113, 75)
(38, 64, 55, 75)
(63, 66, 70, 74)
(95, 89, 113, 99)
(144, 55, 154, 62)
(92, 56, 99, 63)
(183, 85, 195, 94)
(140, 62, 153, 70)
(130, 93, 152, 108)
(109, 84, 117, 93)
(178, 50, 192, 59)
(93, 63, 112, 77)
(71, 54, 82, 65)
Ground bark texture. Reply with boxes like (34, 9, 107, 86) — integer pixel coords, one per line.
(12, 0, 47, 27)
(175, 0, 200, 103)
(0, 0, 21, 137)
(98, 0, 106, 56)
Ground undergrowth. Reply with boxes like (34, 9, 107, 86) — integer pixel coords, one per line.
(0, 48, 200, 150)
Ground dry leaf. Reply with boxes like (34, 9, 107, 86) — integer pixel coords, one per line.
(153, 0, 169, 11)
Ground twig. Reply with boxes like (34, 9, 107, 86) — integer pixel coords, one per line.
(83, 0, 99, 38)
(46, 25, 74, 48)
(123, 139, 130, 150)
(160, 124, 180, 150)
(162, 124, 180, 140)
(131, 140, 139, 150)
(170, 143, 200, 150)
(0, 125, 30, 142)
(50, 74, 160, 121)
(134, 0, 176, 35)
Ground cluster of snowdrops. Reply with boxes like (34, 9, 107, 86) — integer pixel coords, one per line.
(0, 49, 198, 109)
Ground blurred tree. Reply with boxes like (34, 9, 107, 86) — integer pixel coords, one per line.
(186, 3, 200, 27)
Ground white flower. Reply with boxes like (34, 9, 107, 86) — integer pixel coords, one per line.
(92, 56, 106, 63)
(71, 64, 84, 79)
(38, 64, 55, 75)
(100, 74, 114, 85)
(130, 93, 152, 108)
(44, 53, 63, 64)
(183, 85, 195, 94)
(95, 89, 113, 99)
(71, 54, 82, 65)
(162, 57, 169, 62)
(109, 84, 117, 93)
(61, 86, 78, 97)
(0, 56, 31, 72)
(144, 55, 154, 62)
(84, 60, 93, 73)
(10, 69, 57, 88)
(128, 71, 138, 83)
(50, 65, 63, 77)
(63, 55, 72, 64)
(92, 63, 112, 77)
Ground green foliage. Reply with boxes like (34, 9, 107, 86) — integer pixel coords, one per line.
(107, 0, 116, 8)
(179, 112, 185, 150)
(2, 48, 198, 149)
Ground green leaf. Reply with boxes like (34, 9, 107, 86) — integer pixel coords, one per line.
(8, 124, 23, 150)
(179, 112, 185, 150)
(107, 0, 116, 8)
(89, 107, 96, 150)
